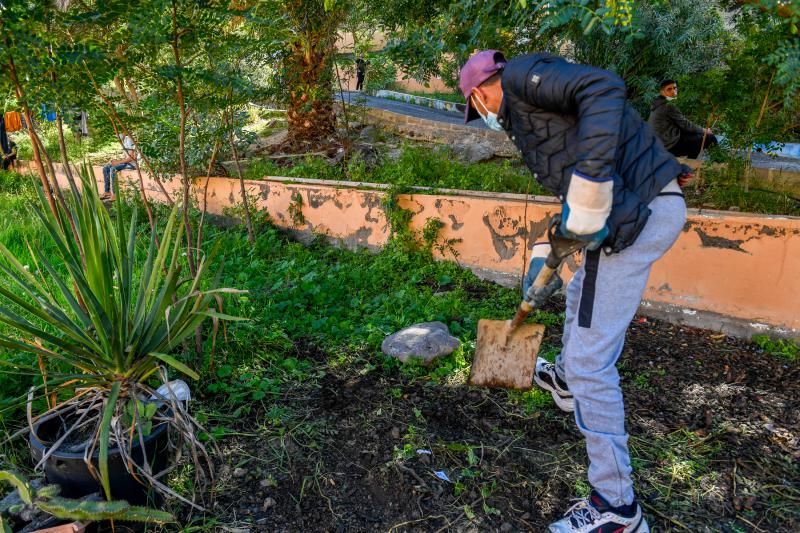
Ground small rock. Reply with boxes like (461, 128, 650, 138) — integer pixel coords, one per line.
(359, 125, 379, 143)
(381, 321, 461, 365)
(500, 523, 514, 532)
(259, 478, 274, 488)
(449, 142, 495, 163)
(233, 467, 247, 478)
(390, 427, 401, 439)
(262, 497, 277, 511)
(262, 129, 288, 148)
(386, 148, 403, 161)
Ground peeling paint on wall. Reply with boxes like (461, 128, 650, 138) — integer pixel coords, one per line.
(482, 207, 529, 260)
(24, 161, 800, 337)
(693, 227, 747, 252)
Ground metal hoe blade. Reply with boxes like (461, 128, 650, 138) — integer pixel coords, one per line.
(469, 319, 545, 390)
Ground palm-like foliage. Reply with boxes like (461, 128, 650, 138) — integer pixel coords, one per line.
(0, 169, 243, 504)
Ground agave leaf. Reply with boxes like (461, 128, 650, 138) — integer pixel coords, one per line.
(99, 382, 121, 501)
(0, 306, 102, 364)
(199, 310, 249, 322)
(0, 283, 95, 350)
(149, 352, 200, 380)
(0, 514, 12, 533)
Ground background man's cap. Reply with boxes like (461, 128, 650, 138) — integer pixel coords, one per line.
(459, 50, 507, 123)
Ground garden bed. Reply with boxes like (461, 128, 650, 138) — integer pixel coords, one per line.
(194, 312, 799, 532)
(167, 222, 799, 532)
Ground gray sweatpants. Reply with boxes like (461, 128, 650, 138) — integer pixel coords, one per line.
(555, 188, 686, 507)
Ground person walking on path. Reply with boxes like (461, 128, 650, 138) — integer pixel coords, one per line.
(1, 140, 17, 171)
(101, 133, 137, 200)
(648, 79, 717, 159)
(460, 50, 693, 533)
(355, 57, 367, 91)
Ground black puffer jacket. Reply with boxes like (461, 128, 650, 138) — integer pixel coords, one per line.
(648, 95, 704, 149)
(497, 53, 684, 253)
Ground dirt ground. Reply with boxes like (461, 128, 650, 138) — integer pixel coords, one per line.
(193, 308, 799, 532)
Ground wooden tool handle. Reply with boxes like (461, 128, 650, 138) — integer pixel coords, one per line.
(532, 263, 556, 290)
(509, 300, 534, 331)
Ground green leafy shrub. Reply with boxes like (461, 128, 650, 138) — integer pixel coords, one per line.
(753, 335, 799, 361)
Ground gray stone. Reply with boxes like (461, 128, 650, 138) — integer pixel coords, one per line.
(262, 129, 288, 149)
(233, 467, 247, 478)
(386, 148, 403, 161)
(381, 321, 461, 364)
(262, 497, 277, 511)
(359, 125, 379, 143)
(450, 142, 495, 163)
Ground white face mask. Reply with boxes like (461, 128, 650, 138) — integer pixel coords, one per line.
(472, 93, 504, 131)
(666, 94, 677, 101)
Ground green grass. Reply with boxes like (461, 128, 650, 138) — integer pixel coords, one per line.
(752, 334, 799, 361)
(11, 122, 121, 167)
(684, 157, 800, 216)
(244, 145, 549, 196)
(405, 91, 465, 104)
(0, 171, 56, 419)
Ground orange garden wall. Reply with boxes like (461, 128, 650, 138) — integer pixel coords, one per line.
(22, 162, 800, 340)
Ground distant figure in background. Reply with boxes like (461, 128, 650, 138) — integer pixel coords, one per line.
(649, 79, 717, 159)
(355, 57, 367, 91)
(101, 134, 137, 200)
(1, 140, 17, 171)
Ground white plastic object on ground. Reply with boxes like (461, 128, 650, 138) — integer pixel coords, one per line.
(151, 379, 191, 404)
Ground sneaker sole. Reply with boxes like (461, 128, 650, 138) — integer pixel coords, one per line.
(630, 515, 650, 533)
(533, 373, 575, 413)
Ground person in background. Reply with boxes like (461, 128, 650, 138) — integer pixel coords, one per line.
(1, 140, 17, 171)
(648, 79, 717, 159)
(101, 134, 137, 200)
(355, 57, 367, 91)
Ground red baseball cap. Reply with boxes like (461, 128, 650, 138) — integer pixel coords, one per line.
(459, 50, 507, 123)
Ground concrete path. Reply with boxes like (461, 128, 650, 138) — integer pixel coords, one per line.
(341, 91, 800, 173)
(339, 91, 487, 129)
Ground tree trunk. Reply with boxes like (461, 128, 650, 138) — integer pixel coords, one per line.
(55, 113, 78, 191)
(228, 121, 255, 245)
(7, 55, 58, 218)
(172, 0, 197, 278)
(284, 0, 343, 146)
(171, 0, 202, 357)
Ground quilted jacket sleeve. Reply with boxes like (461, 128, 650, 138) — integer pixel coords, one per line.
(666, 104, 704, 135)
(519, 58, 627, 182)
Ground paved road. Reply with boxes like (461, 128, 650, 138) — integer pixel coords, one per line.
(342, 91, 800, 173)
(339, 91, 487, 129)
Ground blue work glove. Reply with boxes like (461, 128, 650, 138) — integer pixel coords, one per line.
(559, 203, 609, 251)
(522, 254, 563, 307)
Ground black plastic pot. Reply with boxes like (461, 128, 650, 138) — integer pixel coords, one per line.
(29, 406, 170, 504)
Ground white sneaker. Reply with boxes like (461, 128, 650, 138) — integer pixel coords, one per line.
(533, 357, 574, 412)
(549, 492, 649, 533)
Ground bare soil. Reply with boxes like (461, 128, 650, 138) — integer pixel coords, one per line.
(193, 308, 799, 532)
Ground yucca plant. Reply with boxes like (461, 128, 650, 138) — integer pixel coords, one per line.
(0, 168, 244, 507)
